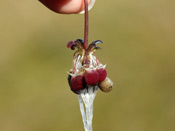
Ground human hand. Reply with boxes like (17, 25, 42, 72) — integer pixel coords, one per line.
(39, 0, 95, 14)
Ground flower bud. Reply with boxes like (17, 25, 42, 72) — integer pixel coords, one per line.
(85, 68, 99, 85)
(68, 74, 86, 94)
(99, 77, 113, 92)
(97, 66, 107, 82)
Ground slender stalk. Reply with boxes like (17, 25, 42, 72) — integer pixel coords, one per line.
(84, 0, 89, 50)
(78, 95, 88, 131)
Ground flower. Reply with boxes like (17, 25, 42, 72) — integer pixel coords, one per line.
(67, 39, 113, 94)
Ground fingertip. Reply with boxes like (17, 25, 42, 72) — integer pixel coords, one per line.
(78, 0, 96, 14)
(39, 0, 95, 14)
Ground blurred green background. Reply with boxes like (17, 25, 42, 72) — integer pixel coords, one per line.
(0, 0, 175, 131)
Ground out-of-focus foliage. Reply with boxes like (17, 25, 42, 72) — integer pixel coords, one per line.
(0, 0, 175, 131)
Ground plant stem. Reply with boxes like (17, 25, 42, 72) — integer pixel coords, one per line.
(84, 0, 89, 50)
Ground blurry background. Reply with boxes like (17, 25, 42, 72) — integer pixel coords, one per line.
(0, 0, 175, 131)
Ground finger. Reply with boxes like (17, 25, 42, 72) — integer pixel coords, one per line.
(39, 0, 95, 14)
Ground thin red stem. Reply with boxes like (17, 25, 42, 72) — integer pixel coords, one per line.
(84, 0, 88, 50)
